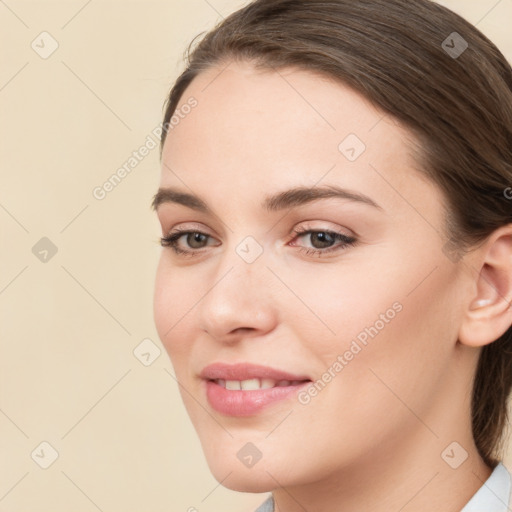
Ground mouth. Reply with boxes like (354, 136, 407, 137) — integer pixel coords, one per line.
(200, 363, 312, 416)
(199, 362, 311, 382)
(211, 378, 309, 390)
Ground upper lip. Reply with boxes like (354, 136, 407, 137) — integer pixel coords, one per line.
(200, 362, 311, 381)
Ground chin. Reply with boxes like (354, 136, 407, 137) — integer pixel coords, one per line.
(208, 463, 281, 493)
(202, 443, 304, 493)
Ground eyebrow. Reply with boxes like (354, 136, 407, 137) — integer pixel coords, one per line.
(151, 184, 382, 213)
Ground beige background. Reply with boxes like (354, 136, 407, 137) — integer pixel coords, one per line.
(1, 1, 511, 511)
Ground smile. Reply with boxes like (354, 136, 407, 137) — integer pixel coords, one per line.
(200, 362, 312, 416)
(214, 378, 308, 390)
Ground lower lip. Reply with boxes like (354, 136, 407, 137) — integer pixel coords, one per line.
(204, 380, 311, 416)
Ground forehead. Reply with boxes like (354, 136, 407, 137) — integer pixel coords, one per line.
(166, 60, 402, 148)
(159, 60, 441, 218)
(165, 60, 415, 159)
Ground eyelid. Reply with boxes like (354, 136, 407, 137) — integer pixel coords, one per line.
(164, 222, 216, 237)
(289, 221, 355, 237)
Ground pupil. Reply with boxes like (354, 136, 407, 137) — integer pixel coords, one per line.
(312, 232, 333, 248)
(188, 233, 206, 248)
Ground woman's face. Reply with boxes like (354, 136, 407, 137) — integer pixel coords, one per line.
(153, 60, 473, 491)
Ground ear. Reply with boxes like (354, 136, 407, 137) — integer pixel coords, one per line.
(459, 225, 512, 348)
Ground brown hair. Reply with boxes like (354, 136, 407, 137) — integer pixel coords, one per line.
(160, 0, 512, 467)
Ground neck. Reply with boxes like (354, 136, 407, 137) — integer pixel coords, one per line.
(272, 347, 493, 512)
(272, 437, 491, 512)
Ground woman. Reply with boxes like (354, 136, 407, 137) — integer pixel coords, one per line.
(152, 0, 512, 510)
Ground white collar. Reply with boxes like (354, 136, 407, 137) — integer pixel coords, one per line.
(461, 462, 511, 512)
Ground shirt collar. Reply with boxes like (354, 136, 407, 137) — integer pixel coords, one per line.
(461, 462, 511, 512)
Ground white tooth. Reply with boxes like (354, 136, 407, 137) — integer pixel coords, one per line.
(240, 378, 260, 390)
(225, 380, 241, 390)
(260, 378, 276, 389)
(217, 379, 226, 388)
(277, 380, 291, 387)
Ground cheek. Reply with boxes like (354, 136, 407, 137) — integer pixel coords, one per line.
(153, 257, 199, 360)
(293, 234, 456, 360)
(291, 242, 456, 384)
(301, 259, 459, 430)
(280, 257, 405, 352)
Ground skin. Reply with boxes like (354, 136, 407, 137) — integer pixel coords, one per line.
(153, 60, 512, 512)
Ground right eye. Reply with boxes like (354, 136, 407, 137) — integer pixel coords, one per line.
(160, 229, 219, 256)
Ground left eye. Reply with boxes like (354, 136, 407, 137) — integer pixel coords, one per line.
(290, 229, 357, 255)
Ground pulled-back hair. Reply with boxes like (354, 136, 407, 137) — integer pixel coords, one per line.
(160, 0, 512, 467)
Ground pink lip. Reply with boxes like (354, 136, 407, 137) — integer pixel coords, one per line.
(200, 363, 312, 417)
(199, 362, 310, 381)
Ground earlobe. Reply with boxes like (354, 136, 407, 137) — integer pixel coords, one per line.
(459, 227, 512, 348)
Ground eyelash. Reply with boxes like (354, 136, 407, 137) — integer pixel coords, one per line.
(160, 226, 357, 258)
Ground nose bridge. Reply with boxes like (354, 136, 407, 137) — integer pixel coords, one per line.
(207, 236, 265, 308)
(196, 234, 274, 338)
(212, 232, 267, 293)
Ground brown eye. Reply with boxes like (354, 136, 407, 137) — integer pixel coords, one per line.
(309, 231, 336, 249)
(187, 232, 209, 248)
(289, 227, 357, 258)
(160, 229, 219, 256)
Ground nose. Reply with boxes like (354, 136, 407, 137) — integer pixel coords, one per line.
(196, 248, 277, 343)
